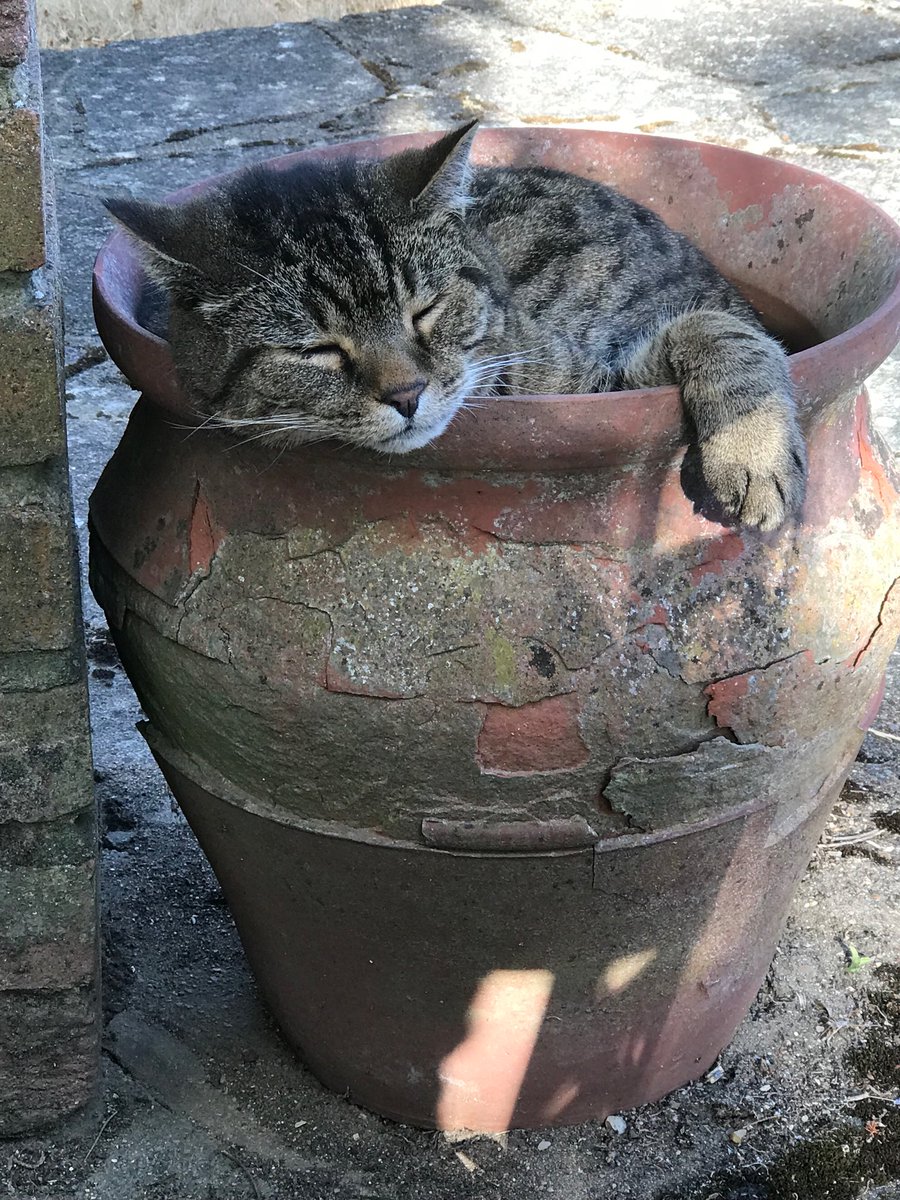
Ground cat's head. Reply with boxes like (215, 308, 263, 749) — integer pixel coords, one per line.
(105, 122, 506, 452)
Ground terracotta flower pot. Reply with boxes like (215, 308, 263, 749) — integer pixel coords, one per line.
(90, 129, 900, 1132)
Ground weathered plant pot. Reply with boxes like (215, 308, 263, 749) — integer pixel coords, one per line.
(90, 129, 900, 1131)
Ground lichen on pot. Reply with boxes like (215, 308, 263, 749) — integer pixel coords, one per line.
(90, 128, 900, 1131)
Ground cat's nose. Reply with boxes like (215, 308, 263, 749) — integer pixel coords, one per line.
(380, 380, 425, 419)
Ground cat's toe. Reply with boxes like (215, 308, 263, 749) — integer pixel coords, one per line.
(700, 412, 806, 531)
(739, 475, 789, 531)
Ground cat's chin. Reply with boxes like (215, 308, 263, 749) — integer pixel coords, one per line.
(369, 408, 460, 454)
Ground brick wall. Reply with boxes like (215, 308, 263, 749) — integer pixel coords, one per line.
(0, 0, 97, 1135)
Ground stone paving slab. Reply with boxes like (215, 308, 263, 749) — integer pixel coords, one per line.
(10, 2, 900, 1197)
(40, 22, 384, 164)
(471, 0, 900, 83)
(762, 71, 900, 152)
(318, 4, 782, 145)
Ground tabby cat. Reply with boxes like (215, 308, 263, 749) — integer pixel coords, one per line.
(106, 120, 806, 530)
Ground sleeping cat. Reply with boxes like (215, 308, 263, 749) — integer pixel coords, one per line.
(106, 120, 806, 530)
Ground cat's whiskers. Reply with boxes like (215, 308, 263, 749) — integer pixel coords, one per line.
(469, 352, 547, 375)
(256, 443, 291, 475)
(212, 411, 336, 450)
(464, 349, 549, 396)
(168, 407, 237, 440)
(209, 413, 329, 431)
(227, 428, 333, 451)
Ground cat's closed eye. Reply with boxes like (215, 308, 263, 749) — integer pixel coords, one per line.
(286, 344, 349, 371)
(410, 299, 444, 338)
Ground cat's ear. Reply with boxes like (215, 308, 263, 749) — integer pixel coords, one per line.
(103, 195, 216, 298)
(381, 120, 478, 216)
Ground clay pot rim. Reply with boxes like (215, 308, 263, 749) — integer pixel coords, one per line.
(92, 127, 900, 471)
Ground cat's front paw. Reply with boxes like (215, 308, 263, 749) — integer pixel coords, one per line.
(699, 408, 806, 532)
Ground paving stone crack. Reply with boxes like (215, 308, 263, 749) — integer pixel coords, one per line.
(65, 345, 108, 379)
(313, 21, 398, 95)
